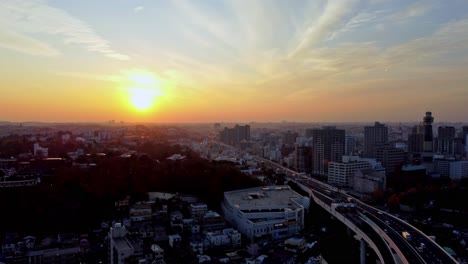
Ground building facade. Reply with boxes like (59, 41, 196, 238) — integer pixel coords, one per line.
(222, 186, 309, 241)
(364, 122, 388, 158)
(328, 160, 371, 187)
(354, 169, 386, 194)
(311, 127, 345, 176)
(449, 161, 468, 180)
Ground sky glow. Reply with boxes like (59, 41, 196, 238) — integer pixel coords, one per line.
(1, 0, 467, 123)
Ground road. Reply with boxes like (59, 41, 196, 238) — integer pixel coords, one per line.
(212, 142, 458, 264)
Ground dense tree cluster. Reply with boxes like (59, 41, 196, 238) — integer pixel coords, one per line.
(0, 143, 260, 234)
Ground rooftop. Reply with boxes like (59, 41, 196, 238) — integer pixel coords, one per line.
(224, 186, 305, 209)
(113, 237, 133, 252)
(401, 164, 426, 171)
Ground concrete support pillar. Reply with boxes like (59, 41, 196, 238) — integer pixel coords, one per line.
(360, 239, 366, 264)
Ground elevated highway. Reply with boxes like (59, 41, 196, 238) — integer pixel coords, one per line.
(213, 142, 458, 264)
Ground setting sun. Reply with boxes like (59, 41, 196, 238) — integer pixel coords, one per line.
(121, 70, 162, 111)
(128, 87, 159, 111)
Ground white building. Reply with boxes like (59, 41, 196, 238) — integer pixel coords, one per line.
(109, 223, 144, 264)
(223, 228, 241, 247)
(222, 186, 309, 241)
(328, 156, 383, 187)
(449, 161, 468, 180)
(205, 228, 241, 248)
(130, 204, 152, 222)
(206, 232, 230, 247)
(33, 143, 48, 158)
(190, 203, 208, 220)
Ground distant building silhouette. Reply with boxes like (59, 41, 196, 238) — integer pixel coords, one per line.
(364, 122, 388, 158)
(311, 126, 345, 176)
(421, 112, 434, 161)
(375, 143, 405, 176)
(462, 126, 468, 145)
(295, 145, 311, 173)
(434, 126, 455, 156)
(219, 125, 250, 147)
(345, 135, 356, 155)
(407, 127, 424, 153)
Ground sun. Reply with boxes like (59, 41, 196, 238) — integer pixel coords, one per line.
(129, 88, 158, 110)
(122, 70, 162, 111)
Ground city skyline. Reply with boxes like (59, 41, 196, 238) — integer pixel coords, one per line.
(1, 0, 468, 123)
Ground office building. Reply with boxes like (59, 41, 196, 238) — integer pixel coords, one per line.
(462, 126, 468, 145)
(364, 122, 388, 158)
(407, 131, 424, 153)
(434, 158, 454, 178)
(222, 186, 309, 241)
(219, 125, 250, 147)
(311, 127, 345, 176)
(421, 112, 434, 161)
(345, 135, 356, 155)
(434, 126, 456, 156)
(354, 169, 386, 194)
(294, 145, 311, 173)
(449, 161, 468, 180)
(375, 144, 405, 176)
(328, 157, 372, 187)
(283, 131, 298, 146)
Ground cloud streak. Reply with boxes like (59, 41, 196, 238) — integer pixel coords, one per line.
(0, 27, 60, 57)
(133, 6, 144, 13)
(0, 0, 129, 60)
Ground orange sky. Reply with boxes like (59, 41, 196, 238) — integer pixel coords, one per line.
(1, 1, 468, 123)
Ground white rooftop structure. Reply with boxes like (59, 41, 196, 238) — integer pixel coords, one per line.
(222, 186, 309, 240)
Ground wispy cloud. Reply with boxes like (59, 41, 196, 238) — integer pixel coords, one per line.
(392, 1, 432, 20)
(133, 6, 144, 13)
(0, 0, 129, 60)
(288, 0, 358, 58)
(0, 27, 60, 57)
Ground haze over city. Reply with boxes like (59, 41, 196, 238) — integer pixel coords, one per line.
(1, 0, 468, 123)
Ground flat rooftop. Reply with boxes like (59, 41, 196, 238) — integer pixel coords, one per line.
(113, 237, 133, 252)
(225, 186, 304, 209)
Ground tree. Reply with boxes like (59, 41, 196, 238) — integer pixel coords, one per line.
(387, 194, 400, 209)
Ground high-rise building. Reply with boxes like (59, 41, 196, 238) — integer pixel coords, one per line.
(421, 112, 434, 161)
(438, 126, 455, 138)
(219, 125, 250, 146)
(462, 126, 468, 144)
(434, 126, 456, 156)
(345, 135, 356, 155)
(364, 122, 388, 158)
(311, 127, 345, 176)
(449, 161, 468, 180)
(295, 145, 312, 173)
(407, 130, 424, 153)
(283, 131, 298, 146)
(375, 144, 405, 176)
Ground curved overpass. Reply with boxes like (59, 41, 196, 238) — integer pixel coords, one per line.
(213, 142, 458, 264)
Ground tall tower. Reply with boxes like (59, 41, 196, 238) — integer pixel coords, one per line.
(364, 122, 389, 158)
(422, 111, 434, 161)
(312, 126, 345, 176)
